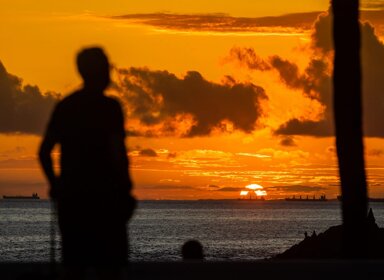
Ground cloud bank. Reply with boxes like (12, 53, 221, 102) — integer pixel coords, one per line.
(362, 0, 384, 10)
(266, 185, 327, 193)
(0, 61, 267, 138)
(228, 12, 384, 138)
(107, 10, 384, 36)
(0, 62, 59, 135)
(107, 12, 320, 34)
(115, 68, 267, 137)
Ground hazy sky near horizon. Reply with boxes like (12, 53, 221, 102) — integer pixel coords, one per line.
(2, 1, 384, 200)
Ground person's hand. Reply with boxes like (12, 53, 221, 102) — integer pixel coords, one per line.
(119, 194, 137, 222)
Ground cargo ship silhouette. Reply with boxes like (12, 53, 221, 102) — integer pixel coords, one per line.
(3, 193, 40, 200)
(285, 195, 327, 202)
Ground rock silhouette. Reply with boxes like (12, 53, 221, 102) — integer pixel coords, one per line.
(275, 209, 384, 259)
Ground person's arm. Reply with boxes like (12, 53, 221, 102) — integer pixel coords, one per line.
(110, 101, 136, 219)
(39, 106, 60, 199)
(111, 104, 132, 191)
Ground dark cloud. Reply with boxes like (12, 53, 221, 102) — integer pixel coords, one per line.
(105, 10, 384, 37)
(278, 13, 384, 137)
(115, 67, 267, 137)
(216, 187, 243, 192)
(0, 62, 59, 135)
(226, 48, 271, 71)
(362, 1, 384, 10)
(272, 52, 333, 136)
(228, 46, 332, 100)
(228, 42, 333, 137)
(276, 119, 333, 137)
(279, 136, 297, 147)
(142, 185, 194, 190)
(267, 185, 327, 193)
(368, 149, 384, 157)
(139, 148, 158, 157)
(229, 11, 384, 138)
(107, 12, 321, 33)
(312, 12, 332, 53)
(167, 152, 177, 159)
(308, 12, 384, 138)
(360, 22, 384, 137)
(126, 130, 142, 137)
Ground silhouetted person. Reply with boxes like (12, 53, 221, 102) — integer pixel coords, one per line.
(39, 47, 135, 279)
(182, 240, 204, 260)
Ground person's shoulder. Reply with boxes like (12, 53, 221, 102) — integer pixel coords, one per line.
(49, 91, 83, 118)
(103, 96, 123, 110)
(57, 90, 83, 107)
(103, 95, 121, 105)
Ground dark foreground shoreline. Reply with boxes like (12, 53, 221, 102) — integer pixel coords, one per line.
(2, 261, 384, 280)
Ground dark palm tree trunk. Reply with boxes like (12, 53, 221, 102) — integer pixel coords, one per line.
(332, 0, 368, 257)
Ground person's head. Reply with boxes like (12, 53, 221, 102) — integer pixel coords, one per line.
(76, 47, 110, 92)
(181, 240, 204, 260)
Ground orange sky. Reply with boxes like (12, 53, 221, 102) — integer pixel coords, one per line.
(2, 1, 384, 200)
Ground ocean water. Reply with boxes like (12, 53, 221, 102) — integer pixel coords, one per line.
(2, 200, 384, 262)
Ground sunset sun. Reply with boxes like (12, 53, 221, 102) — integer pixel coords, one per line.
(240, 184, 267, 198)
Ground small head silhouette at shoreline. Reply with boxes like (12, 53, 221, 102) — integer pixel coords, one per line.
(182, 240, 204, 260)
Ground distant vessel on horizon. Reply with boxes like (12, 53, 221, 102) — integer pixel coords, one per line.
(285, 195, 327, 202)
(238, 196, 265, 201)
(2, 193, 40, 200)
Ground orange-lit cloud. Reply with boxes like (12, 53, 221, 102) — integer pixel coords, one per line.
(115, 67, 267, 137)
(217, 187, 244, 192)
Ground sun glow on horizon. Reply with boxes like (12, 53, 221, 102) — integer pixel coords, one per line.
(240, 190, 249, 196)
(240, 184, 267, 198)
(255, 190, 267, 196)
(245, 184, 264, 190)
